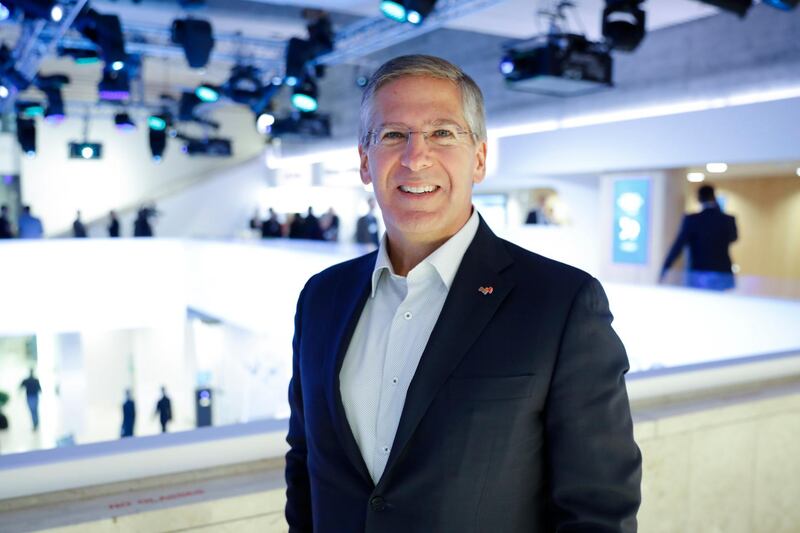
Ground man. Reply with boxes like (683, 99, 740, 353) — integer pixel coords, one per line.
(20, 369, 42, 430)
(355, 197, 380, 246)
(72, 210, 87, 238)
(262, 208, 283, 238)
(17, 205, 44, 238)
(108, 210, 120, 237)
(121, 389, 136, 438)
(0, 204, 14, 238)
(660, 184, 738, 291)
(285, 55, 641, 532)
(154, 386, 173, 433)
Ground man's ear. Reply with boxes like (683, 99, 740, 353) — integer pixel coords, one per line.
(359, 144, 372, 185)
(472, 140, 487, 185)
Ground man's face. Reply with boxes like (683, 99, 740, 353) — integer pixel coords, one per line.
(359, 76, 486, 245)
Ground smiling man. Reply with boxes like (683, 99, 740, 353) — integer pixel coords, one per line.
(285, 55, 641, 533)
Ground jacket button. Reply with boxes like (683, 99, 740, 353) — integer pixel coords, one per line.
(370, 496, 386, 511)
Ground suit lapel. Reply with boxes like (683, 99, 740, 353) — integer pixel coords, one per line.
(378, 219, 514, 487)
(322, 253, 375, 486)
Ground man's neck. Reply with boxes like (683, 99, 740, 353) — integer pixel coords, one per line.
(385, 233, 448, 277)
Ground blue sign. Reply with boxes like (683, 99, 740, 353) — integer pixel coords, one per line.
(613, 178, 651, 264)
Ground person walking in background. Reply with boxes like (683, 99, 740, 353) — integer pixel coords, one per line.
(72, 211, 87, 238)
(133, 204, 159, 237)
(17, 205, 44, 238)
(121, 389, 136, 438)
(154, 386, 173, 433)
(248, 208, 261, 232)
(288, 213, 304, 239)
(19, 369, 42, 431)
(108, 210, 120, 237)
(0, 204, 15, 238)
(355, 197, 379, 246)
(303, 206, 324, 240)
(261, 208, 282, 238)
(661, 184, 738, 290)
(322, 207, 340, 242)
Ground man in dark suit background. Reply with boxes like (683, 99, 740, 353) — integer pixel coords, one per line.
(285, 55, 641, 532)
(660, 184, 738, 290)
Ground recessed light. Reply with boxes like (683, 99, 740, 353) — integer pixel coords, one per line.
(706, 162, 728, 173)
(796, 167, 800, 177)
(687, 172, 705, 183)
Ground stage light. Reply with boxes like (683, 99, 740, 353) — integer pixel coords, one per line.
(74, 9, 128, 67)
(0, 85, 8, 98)
(17, 100, 44, 117)
(58, 46, 100, 64)
(111, 60, 124, 71)
(796, 167, 800, 177)
(149, 128, 166, 160)
(16, 117, 36, 156)
(696, 0, 752, 17)
(687, 172, 705, 183)
(43, 92, 64, 124)
(380, 1, 437, 24)
(256, 112, 275, 134)
(114, 112, 136, 132)
(148, 114, 167, 131)
(226, 64, 263, 105)
(98, 67, 130, 101)
(706, 162, 728, 173)
(407, 10, 421, 24)
(602, 0, 646, 52)
(380, 1, 407, 22)
(50, 4, 63, 22)
(499, 58, 514, 75)
(763, 0, 798, 9)
(171, 18, 214, 69)
(69, 141, 102, 160)
(0, 4, 10, 21)
(291, 77, 318, 113)
(195, 84, 220, 103)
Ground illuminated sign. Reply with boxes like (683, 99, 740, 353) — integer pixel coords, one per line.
(613, 178, 650, 264)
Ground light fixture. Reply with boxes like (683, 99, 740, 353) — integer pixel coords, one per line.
(50, 4, 63, 22)
(43, 92, 65, 124)
(171, 18, 214, 69)
(69, 141, 102, 160)
(795, 167, 800, 177)
(706, 162, 728, 173)
(379, 1, 437, 24)
(16, 116, 36, 156)
(687, 172, 705, 183)
(602, 0, 646, 52)
(16, 100, 44, 118)
(256, 111, 275, 134)
(148, 114, 168, 131)
(111, 60, 124, 71)
(380, 1, 407, 22)
(762, 0, 797, 9)
(58, 46, 100, 65)
(195, 83, 220, 103)
(291, 77, 318, 113)
(696, 0, 752, 17)
(0, 4, 10, 21)
(0, 85, 8, 98)
(114, 112, 136, 131)
(74, 8, 128, 67)
(149, 128, 167, 161)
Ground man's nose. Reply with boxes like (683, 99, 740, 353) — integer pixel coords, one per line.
(400, 132, 433, 172)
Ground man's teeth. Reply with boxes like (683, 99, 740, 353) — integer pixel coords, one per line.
(399, 185, 437, 194)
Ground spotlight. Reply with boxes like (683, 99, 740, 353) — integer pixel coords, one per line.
(148, 114, 168, 131)
(74, 9, 128, 67)
(98, 67, 130, 101)
(50, 4, 63, 22)
(380, 1, 407, 22)
(36, 73, 69, 124)
(763, 0, 798, 9)
(195, 83, 220, 103)
(291, 77, 318, 113)
(256, 111, 275, 134)
(380, 1, 437, 24)
(114, 112, 136, 131)
(696, 0, 752, 17)
(111, 60, 125, 71)
(171, 18, 214, 69)
(149, 128, 167, 160)
(16, 100, 44, 118)
(58, 46, 100, 65)
(0, 85, 8, 98)
(0, 4, 9, 21)
(225, 65, 262, 105)
(285, 37, 311, 84)
(16, 116, 36, 156)
(602, 0, 646, 52)
(69, 141, 102, 160)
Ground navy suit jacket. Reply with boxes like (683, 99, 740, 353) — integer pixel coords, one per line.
(286, 218, 641, 532)
(662, 206, 737, 274)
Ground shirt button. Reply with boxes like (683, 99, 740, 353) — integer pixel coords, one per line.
(404, 311, 412, 320)
(370, 496, 386, 511)
(381, 446, 390, 455)
(391, 377, 399, 385)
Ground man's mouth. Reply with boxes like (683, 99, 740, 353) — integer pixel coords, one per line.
(399, 185, 439, 195)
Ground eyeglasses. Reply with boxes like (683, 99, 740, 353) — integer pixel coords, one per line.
(366, 125, 476, 148)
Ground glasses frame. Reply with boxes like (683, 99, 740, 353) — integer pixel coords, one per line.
(366, 125, 477, 149)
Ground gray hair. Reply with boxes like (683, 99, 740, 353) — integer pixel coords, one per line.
(358, 54, 487, 146)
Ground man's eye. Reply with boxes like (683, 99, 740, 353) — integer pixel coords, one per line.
(382, 131, 406, 140)
(432, 129, 455, 138)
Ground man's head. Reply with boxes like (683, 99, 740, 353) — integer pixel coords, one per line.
(698, 185, 716, 204)
(1, 204, 7, 215)
(23, 205, 31, 214)
(357, 55, 488, 246)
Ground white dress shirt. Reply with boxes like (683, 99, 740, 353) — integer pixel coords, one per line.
(340, 210, 479, 484)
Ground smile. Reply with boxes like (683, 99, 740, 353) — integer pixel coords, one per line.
(399, 185, 439, 194)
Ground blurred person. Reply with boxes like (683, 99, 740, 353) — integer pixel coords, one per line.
(288, 212, 304, 239)
(133, 204, 159, 237)
(121, 389, 136, 438)
(661, 184, 738, 291)
(303, 206, 324, 240)
(285, 55, 640, 532)
(525, 196, 551, 225)
(322, 207, 340, 242)
(108, 210, 120, 237)
(355, 197, 379, 246)
(248, 208, 261, 232)
(154, 386, 173, 433)
(17, 205, 44, 238)
(0, 204, 14, 238)
(261, 208, 283, 238)
(19, 369, 42, 430)
(72, 211, 87, 238)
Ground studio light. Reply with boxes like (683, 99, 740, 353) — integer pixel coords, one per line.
(0, 3, 10, 21)
(195, 83, 220, 103)
(256, 111, 275, 135)
(69, 141, 102, 160)
(380, 1, 406, 22)
(74, 8, 129, 67)
(149, 128, 167, 161)
(271, 113, 330, 139)
(291, 77, 318, 113)
(171, 18, 214, 69)
(16, 100, 44, 118)
(0, 85, 8, 98)
(226, 64, 262, 105)
(148, 113, 168, 131)
(114, 112, 136, 132)
(763, 0, 798, 9)
(379, 1, 437, 24)
(98, 67, 130, 101)
(602, 0, 646, 52)
(696, 0, 752, 17)
(36, 73, 69, 124)
(50, 4, 63, 22)
(16, 116, 37, 156)
(58, 46, 100, 64)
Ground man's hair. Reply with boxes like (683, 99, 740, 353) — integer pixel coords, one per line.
(698, 184, 716, 203)
(359, 54, 487, 146)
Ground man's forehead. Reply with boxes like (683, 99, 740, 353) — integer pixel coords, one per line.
(371, 76, 465, 121)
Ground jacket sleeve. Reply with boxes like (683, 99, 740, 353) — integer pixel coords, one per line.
(285, 283, 313, 532)
(544, 277, 642, 532)
(661, 216, 688, 274)
(728, 216, 738, 244)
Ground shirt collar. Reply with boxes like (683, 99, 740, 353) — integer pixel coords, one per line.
(370, 209, 479, 298)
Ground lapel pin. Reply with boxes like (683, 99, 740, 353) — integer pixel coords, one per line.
(478, 286, 494, 295)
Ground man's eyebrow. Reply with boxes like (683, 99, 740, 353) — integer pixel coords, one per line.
(375, 119, 465, 129)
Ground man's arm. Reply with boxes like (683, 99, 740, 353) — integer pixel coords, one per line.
(728, 216, 738, 244)
(544, 277, 642, 532)
(660, 217, 688, 280)
(285, 284, 313, 532)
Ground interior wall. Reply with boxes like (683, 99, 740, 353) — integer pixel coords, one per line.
(685, 176, 800, 280)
